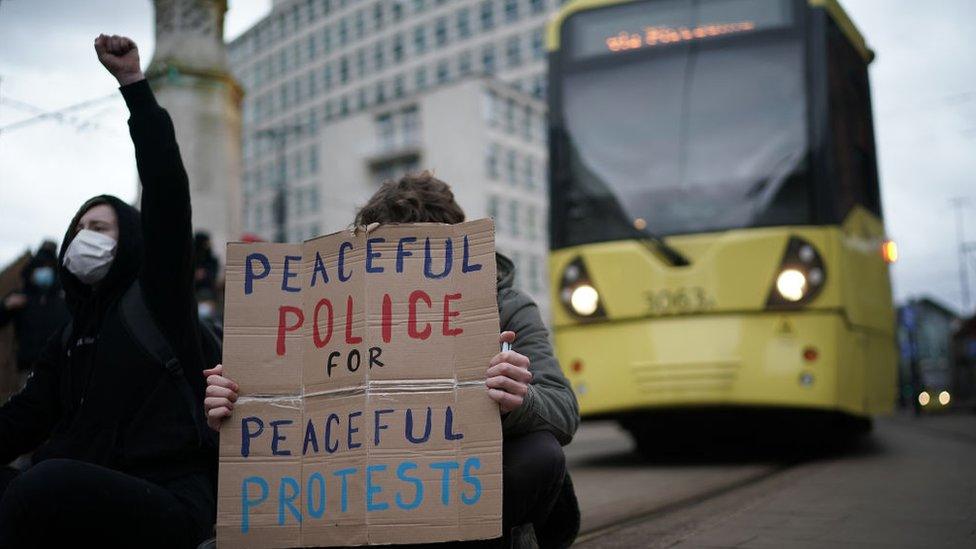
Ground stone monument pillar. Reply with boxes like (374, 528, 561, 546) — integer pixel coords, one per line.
(147, 0, 243, 259)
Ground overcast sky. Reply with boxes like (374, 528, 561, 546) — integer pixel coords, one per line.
(0, 0, 974, 315)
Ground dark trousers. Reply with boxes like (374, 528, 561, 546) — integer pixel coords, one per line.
(502, 430, 567, 535)
(0, 459, 205, 549)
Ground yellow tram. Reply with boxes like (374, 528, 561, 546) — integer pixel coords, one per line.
(546, 0, 897, 449)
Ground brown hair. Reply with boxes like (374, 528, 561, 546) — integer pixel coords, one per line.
(355, 170, 466, 226)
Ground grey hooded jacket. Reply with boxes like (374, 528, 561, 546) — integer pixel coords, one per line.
(496, 254, 580, 446)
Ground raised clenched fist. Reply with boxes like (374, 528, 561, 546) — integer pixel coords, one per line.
(94, 34, 144, 86)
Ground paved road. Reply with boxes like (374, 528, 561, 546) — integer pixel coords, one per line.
(565, 421, 782, 535)
(566, 414, 976, 548)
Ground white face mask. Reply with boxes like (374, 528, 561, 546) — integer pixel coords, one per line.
(63, 229, 117, 285)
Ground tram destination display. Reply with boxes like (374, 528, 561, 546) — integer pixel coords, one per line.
(564, 0, 794, 60)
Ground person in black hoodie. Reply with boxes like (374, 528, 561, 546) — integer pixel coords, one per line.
(0, 35, 215, 548)
(0, 241, 70, 374)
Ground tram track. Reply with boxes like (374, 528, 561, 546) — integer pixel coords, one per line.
(573, 460, 801, 546)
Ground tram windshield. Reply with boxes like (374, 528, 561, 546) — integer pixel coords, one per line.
(554, 0, 813, 247)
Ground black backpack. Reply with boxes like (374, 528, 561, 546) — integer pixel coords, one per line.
(61, 280, 222, 447)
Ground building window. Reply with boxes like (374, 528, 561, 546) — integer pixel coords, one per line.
(308, 70, 318, 97)
(356, 48, 367, 77)
(355, 9, 365, 39)
(339, 56, 349, 84)
(357, 88, 368, 110)
(509, 200, 520, 236)
(531, 27, 545, 60)
(375, 81, 387, 105)
(377, 112, 395, 150)
(458, 51, 472, 76)
(290, 4, 301, 32)
(392, 0, 403, 21)
(457, 8, 471, 39)
(436, 60, 450, 84)
(486, 143, 500, 179)
(402, 106, 420, 145)
(393, 34, 404, 62)
(309, 145, 319, 174)
(487, 194, 500, 221)
(531, 75, 545, 100)
(481, 44, 496, 74)
(522, 104, 533, 140)
(323, 64, 333, 90)
(322, 26, 332, 54)
(505, 97, 516, 132)
(504, 0, 519, 23)
(415, 66, 428, 90)
(413, 25, 427, 54)
(373, 2, 384, 29)
(400, 105, 420, 145)
(374, 42, 386, 70)
(480, 0, 494, 31)
(525, 206, 538, 240)
(307, 106, 318, 132)
(413, 0, 427, 14)
(506, 149, 517, 185)
(339, 18, 349, 45)
(435, 17, 448, 46)
(394, 74, 405, 98)
(484, 89, 501, 126)
(530, 0, 545, 15)
(310, 185, 319, 211)
(523, 155, 534, 188)
(506, 35, 522, 68)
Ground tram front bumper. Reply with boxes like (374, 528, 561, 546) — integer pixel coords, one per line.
(555, 311, 865, 418)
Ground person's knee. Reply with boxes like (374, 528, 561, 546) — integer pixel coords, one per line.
(505, 431, 566, 487)
(532, 431, 566, 480)
(2, 459, 82, 509)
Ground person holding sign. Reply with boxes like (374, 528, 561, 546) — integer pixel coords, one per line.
(0, 36, 217, 548)
(205, 172, 581, 547)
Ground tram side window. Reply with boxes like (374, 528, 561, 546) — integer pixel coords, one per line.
(827, 19, 881, 219)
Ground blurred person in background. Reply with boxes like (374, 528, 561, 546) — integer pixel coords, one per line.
(0, 35, 217, 548)
(0, 241, 70, 378)
(193, 232, 222, 324)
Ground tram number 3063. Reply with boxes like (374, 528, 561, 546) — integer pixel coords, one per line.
(643, 287, 714, 315)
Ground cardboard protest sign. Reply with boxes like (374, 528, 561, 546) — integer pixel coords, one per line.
(216, 220, 502, 548)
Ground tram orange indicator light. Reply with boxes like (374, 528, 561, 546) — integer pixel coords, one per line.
(571, 360, 584, 374)
(882, 240, 898, 264)
(803, 347, 818, 362)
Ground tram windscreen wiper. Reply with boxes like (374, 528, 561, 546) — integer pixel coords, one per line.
(630, 223, 691, 267)
(565, 190, 691, 267)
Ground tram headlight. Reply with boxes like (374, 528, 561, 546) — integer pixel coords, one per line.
(938, 390, 951, 406)
(560, 258, 605, 319)
(776, 269, 807, 302)
(767, 237, 827, 309)
(570, 285, 600, 316)
(918, 391, 930, 406)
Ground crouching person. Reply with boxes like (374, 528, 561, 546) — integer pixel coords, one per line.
(0, 36, 217, 548)
(205, 172, 582, 547)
